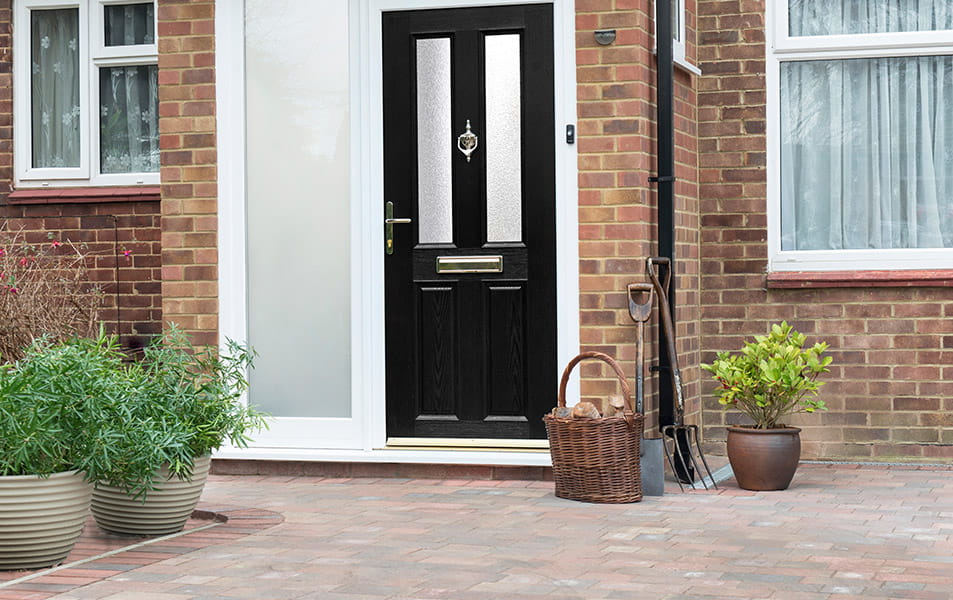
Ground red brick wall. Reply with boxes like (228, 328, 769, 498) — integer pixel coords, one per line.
(157, 0, 218, 346)
(672, 0, 704, 433)
(575, 0, 702, 432)
(0, 204, 162, 348)
(0, 1, 161, 350)
(696, 0, 953, 462)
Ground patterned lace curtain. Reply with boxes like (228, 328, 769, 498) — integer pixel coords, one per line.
(100, 65, 159, 173)
(31, 9, 80, 168)
(100, 3, 159, 174)
(781, 1, 953, 250)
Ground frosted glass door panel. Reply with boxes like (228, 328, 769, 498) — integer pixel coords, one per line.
(485, 34, 523, 243)
(244, 0, 351, 418)
(415, 37, 453, 244)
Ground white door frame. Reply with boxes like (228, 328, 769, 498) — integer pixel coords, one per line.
(216, 0, 578, 462)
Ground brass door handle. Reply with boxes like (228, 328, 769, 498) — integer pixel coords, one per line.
(385, 201, 412, 255)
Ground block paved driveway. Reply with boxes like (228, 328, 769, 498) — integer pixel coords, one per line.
(48, 463, 953, 600)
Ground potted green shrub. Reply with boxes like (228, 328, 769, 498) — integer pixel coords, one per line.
(0, 333, 173, 569)
(701, 322, 833, 491)
(91, 326, 267, 535)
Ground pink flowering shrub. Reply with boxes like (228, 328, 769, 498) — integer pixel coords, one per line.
(0, 225, 106, 362)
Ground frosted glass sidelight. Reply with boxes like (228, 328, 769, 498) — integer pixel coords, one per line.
(415, 37, 454, 244)
(245, 0, 351, 418)
(485, 34, 523, 243)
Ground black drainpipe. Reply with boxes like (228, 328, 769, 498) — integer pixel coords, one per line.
(653, 0, 676, 432)
(652, 0, 693, 482)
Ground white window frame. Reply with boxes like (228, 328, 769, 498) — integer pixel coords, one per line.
(773, 5, 953, 54)
(673, 0, 686, 65)
(653, 0, 699, 74)
(766, 0, 953, 272)
(13, 0, 159, 188)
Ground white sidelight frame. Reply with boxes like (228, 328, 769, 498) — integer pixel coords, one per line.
(13, 0, 160, 188)
(766, 0, 953, 272)
(216, 0, 578, 464)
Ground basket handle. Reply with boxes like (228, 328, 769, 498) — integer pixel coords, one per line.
(557, 351, 633, 411)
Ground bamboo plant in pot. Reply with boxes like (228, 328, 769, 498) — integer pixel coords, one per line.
(91, 326, 267, 536)
(701, 322, 832, 491)
(0, 334, 168, 569)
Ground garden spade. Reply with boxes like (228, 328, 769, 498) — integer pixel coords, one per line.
(627, 283, 664, 496)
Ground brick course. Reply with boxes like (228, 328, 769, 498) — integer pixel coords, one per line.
(0, 205, 162, 348)
(157, 0, 218, 346)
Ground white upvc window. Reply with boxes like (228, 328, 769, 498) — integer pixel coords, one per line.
(654, 0, 691, 69)
(669, 0, 686, 64)
(14, 0, 159, 188)
(767, 1, 953, 272)
(673, 0, 686, 65)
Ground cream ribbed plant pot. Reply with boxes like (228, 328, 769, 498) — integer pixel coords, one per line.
(0, 470, 92, 570)
(91, 454, 210, 536)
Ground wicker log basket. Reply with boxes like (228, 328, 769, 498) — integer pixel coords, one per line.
(543, 351, 643, 504)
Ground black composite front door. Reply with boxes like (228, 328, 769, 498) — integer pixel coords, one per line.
(383, 5, 556, 440)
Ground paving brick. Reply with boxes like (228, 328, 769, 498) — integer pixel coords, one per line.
(0, 465, 934, 599)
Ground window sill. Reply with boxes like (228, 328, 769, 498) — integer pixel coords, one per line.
(766, 270, 953, 289)
(651, 48, 703, 76)
(7, 186, 161, 205)
(674, 56, 702, 76)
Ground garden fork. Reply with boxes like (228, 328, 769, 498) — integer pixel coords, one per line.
(646, 257, 717, 492)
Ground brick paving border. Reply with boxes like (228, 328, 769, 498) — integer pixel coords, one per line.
(0, 506, 283, 599)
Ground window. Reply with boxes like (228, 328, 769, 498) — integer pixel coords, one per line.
(654, 0, 688, 65)
(768, 1, 953, 271)
(672, 0, 686, 65)
(14, 1, 159, 187)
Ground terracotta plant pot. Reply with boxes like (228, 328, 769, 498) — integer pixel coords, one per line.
(0, 470, 92, 570)
(726, 426, 801, 491)
(91, 455, 210, 536)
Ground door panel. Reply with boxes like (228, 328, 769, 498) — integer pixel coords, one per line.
(384, 4, 555, 440)
(418, 285, 457, 415)
(487, 284, 526, 415)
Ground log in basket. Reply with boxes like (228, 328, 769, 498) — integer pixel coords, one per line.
(543, 351, 643, 504)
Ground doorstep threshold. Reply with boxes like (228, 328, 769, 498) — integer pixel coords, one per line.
(386, 437, 549, 451)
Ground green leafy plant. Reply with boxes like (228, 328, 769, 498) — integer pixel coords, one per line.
(0, 325, 267, 498)
(121, 324, 268, 482)
(0, 331, 186, 496)
(701, 322, 833, 429)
